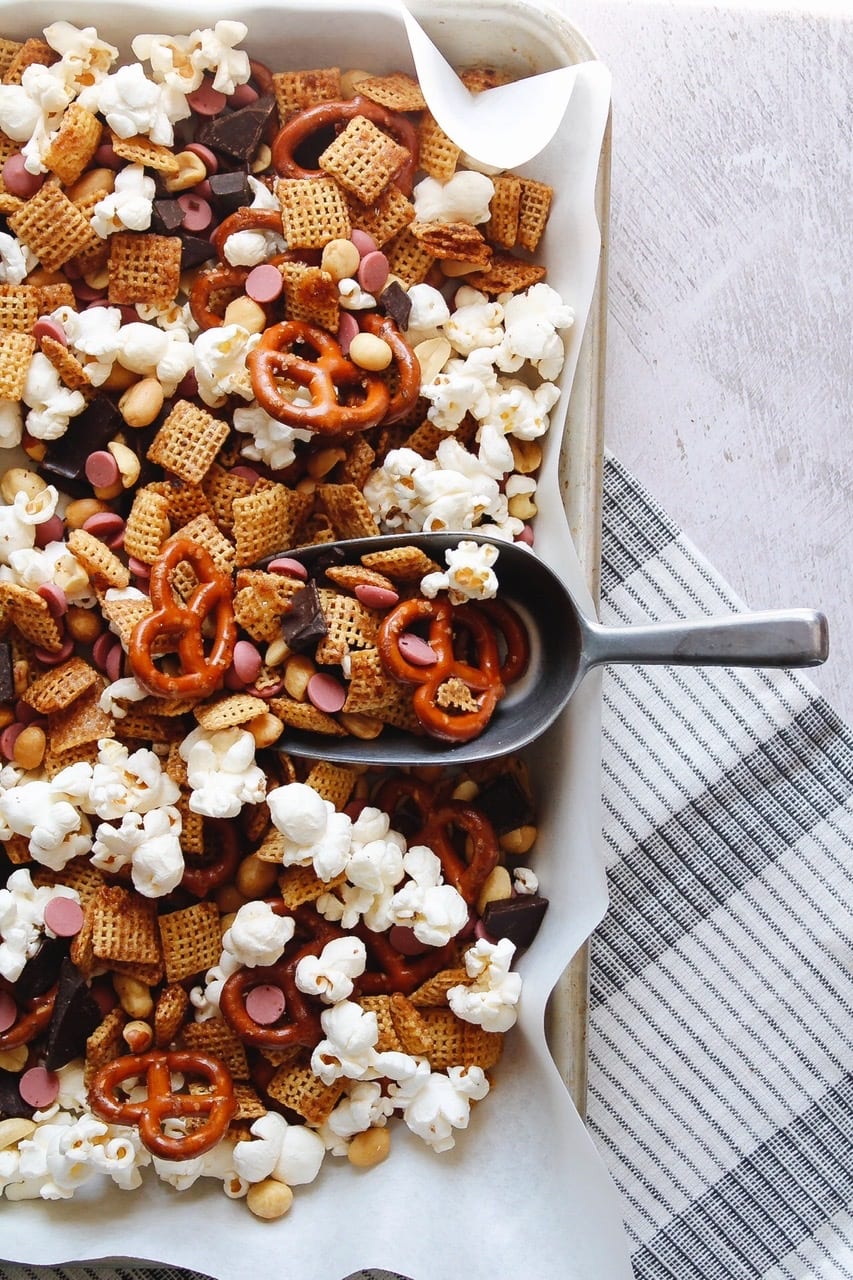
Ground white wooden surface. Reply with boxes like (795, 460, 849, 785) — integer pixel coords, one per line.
(565, 0, 852, 724)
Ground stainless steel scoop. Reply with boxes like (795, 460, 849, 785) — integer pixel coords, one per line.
(269, 531, 829, 766)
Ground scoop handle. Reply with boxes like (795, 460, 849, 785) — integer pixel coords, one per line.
(584, 609, 829, 670)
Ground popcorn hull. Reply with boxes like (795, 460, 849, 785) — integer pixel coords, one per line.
(0, 1, 628, 1277)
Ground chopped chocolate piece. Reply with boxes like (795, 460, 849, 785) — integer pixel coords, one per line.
(483, 894, 549, 950)
(196, 95, 277, 163)
(180, 233, 218, 271)
(474, 773, 536, 835)
(15, 934, 68, 1000)
(379, 280, 412, 331)
(0, 641, 13, 702)
(207, 168, 253, 217)
(38, 395, 123, 498)
(151, 197, 185, 235)
(279, 580, 328, 652)
(0, 1068, 35, 1120)
(44, 957, 102, 1070)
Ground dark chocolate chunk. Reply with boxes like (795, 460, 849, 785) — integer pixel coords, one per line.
(0, 641, 13, 702)
(196, 95, 277, 163)
(15, 934, 68, 1000)
(483, 894, 549, 950)
(38, 395, 123, 498)
(279, 580, 328, 652)
(180, 233, 218, 271)
(44, 957, 102, 1070)
(151, 197, 185, 235)
(379, 280, 412, 331)
(0, 1068, 35, 1120)
(207, 169, 253, 216)
(474, 773, 536, 835)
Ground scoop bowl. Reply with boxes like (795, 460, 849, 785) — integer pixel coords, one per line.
(266, 531, 829, 766)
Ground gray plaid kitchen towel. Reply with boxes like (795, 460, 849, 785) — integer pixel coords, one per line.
(3, 454, 850, 1280)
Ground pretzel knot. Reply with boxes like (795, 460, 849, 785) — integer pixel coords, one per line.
(419, 801, 501, 905)
(180, 819, 240, 898)
(0, 980, 56, 1050)
(247, 319, 391, 434)
(128, 538, 236, 700)
(378, 598, 517, 742)
(271, 95, 419, 195)
(88, 1049, 236, 1161)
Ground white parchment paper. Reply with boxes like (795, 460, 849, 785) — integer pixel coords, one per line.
(0, 2, 631, 1276)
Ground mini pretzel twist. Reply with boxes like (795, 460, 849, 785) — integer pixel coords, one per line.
(247, 319, 391, 434)
(180, 819, 240, 898)
(355, 924, 458, 997)
(128, 538, 237, 700)
(271, 96, 419, 195)
(360, 313, 421, 424)
(88, 1049, 236, 1161)
(0, 980, 56, 1050)
(419, 801, 501, 905)
(377, 598, 507, 742)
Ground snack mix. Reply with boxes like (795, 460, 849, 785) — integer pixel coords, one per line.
(0, 19, 568, 1217)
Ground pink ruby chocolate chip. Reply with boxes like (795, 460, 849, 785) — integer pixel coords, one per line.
(307, 673, 347, 714)
(397, 633, 437, 666)
(0, 989, 16, 1033)
(245, 263, 283, 304)
(18, 1066, 61, 1109)
(245, 984, 286, 1026)
(355, 583, 399, 610)
(84, 451, 120, 489)
(357, 250, 389, 295)
(43, 896, 85, 938)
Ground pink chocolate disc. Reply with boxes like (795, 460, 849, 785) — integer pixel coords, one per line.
(37, 583, 68, 618)
(34, 514, 65, 548)
(307, 673, 347, 714)
(178, 193, 213, 233)
(0, 989, 17, 1032)
(397, 633, 437, 666)
(32, 317, 67, 346)
(0, 723, 24, 760)
(83, 511, 125, 541)
(2, 154, 44, 199)
(19, 1066, 60, 1109)
(388, 925, 430, 956)
(337, 311, 359, 356)
(267, 557, 308, 581)
(187, 80, 227, 116)
(245, 984, 286, 1025)
(350, 230, 378, 257)
(84, 450, 120, 489)
(357, 250, 389, 295)
(185, 142, 219, 174)
(245, 263, 283, 304)
(354, 583, 399, 610)
(230, 639, 263, 686)
(43, 895, 85, 938)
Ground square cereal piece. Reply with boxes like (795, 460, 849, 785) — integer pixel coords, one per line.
(337, 435, 376, 489)
(359, 994, 402, 1052)
(279, 260, 339, 330)
(194, 692, 267, 731)
(202, 463, 254, 533)
(459, 66, 512, 93)
(154, 983, 191, 1047)
(316, 587, 380, 663)
(276, 176, 350, 250)
(231, 484, 313, 568)
(233, 568, 301, 643)
(67, 528, 130, 590)
(319, 115, 410, 205)
(408, 967, 471, 1007)
(2, 833, 32, 865)
(181, 1019, 249, 1080)
(47, 678, 115, 755)
(42, 103, 103, 185)
(418, 111, 460, 182)
(91, 884, 161, 967)
(2, 38, 57, 84)
(149, 478, 214, 529)
(419, 1005, 504, 1070)
(383, 225, 435, 286)
(346, 184, 414, 249)
(517, 176, 554, 252)
(359, 543, 441, 581)
(315, 483, 380, 539)
(158, 901, 222, 983)
(277, 862, 346, 908)
(389, 991, 434, 1056)
(7, 182, 94, 273)
(355, 72, 426, 113)
(341, 647, 399, 714)
(85, 1006, 127, 1077)
(272, 67, 341, 124)
(38, 334, 92, 394)
(166, 513, 236, 590)
(303, 761, 358, 810)
(0, 40, 22, 80)
(123, 486, 172, 563)
(0, 581, 64, 651)
(107, 128, 180, 176)
(147, 399, 230, 485)
(0, 284, 45, 333)
(108, 232, 182, 305)
(410, 219, 492, 266)
(268, 694, 347, 736)
(32, 856, 105, 910)
(42, 737, 101, 781)
(324, 562, 395, 596)
(98, 594, 153, 649)
(487, 173, 522, 249)
(466, 252, 546, 295)
(22, 656, 98, 714)
(265, 1061, 344, 1126)
(0, 328, 34, 398)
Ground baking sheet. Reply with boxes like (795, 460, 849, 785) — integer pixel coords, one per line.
(0, 3, 631, 1277)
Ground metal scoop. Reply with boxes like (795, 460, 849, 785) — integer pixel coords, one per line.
(272, 531, 829, 766)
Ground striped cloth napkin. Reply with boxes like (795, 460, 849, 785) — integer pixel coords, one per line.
(4, 455, 851, 1280)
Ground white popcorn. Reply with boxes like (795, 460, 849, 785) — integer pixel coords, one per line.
(389, 1061, 490, 1153)
(98, 674, 149, 719)
(0, 82, 45, 144)
(495, 283, 574, 380)
(233, 1111, 325, 1187)
(8, 65, 74, 174)
(7, 541, 94, 606)
(443, 288, 505, 356)
(51, 305, 122, 387)
(222, 175, 285, 265)
(388, 845, 469, 948)
(267, 781, 353, 882)
(0, 232, 36, 286)
(514, 866, 539, 894)
(133, 22, 250, 96)
(190, 949, 242, 1021)
(222, 900, 295, 968)
(90, 806, 184, 898)
(311, 1000, 412, 1086)
(0, 778, 91, 871)
(233, 401, 314, 471)
(412, 171, 494, 225)
(91, 163, 154, 237)
(0, 868, 80, 983)
(55, 738, 180, 821)
(0, 485, 59, 565)
(420, 539, 499, 603)
(78, 62, 191, 146)
(0, 400, 22, 449)
(486, 377, 561, 442)
(22, 352, 87, 441)
(421, 349, 497, 433)
(338, 277, 376, 311)
(153, 1137, 246, 1196)
(115, 321, 195, 396)
(404, 283, 451, 345)
(319, 1081, 394, 1155)
(447, 937, 522, 1032)
(194, 324, 259, 405)
(179, 725, 267, 819)
(295, 936, 367, 1004)
(43, 22, 119, 93)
